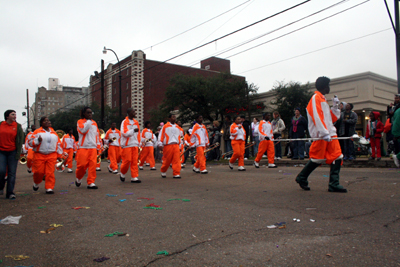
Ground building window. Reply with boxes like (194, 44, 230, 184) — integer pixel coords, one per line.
(126, 96, 129, 103)
(126, 68, 129, 76)
(126, 82, 129, 90)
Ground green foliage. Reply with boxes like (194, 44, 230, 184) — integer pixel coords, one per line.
(47, 102, 120, 140)
(151, 73, 260, 126)
(270, 81, 313, 127)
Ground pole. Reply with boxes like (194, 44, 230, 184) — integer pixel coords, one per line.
(101, 59, 105, 129)
(26, 89, 30, 130)
(395, 0, 400, 93)
(119, 64, 122, 121)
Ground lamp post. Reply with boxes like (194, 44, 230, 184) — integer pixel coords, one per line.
(103, 46, 122, 120)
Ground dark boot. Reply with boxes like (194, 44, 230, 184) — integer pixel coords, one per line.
(328, 159, 347, 193)
(295, 160, 320, 191)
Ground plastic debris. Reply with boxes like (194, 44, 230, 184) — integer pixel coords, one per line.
(72, 207, 90, 210)
(146, 203, 160, 208)
(60, 192, 68, 194)
(138, 197, 154, 200)
(310, 219, 315, 222)
(267, 225, 277, 229)
(38, 206, 46, 209)
(104, 231, 124, 237)
(93, 257, 110, 262)
(69, 182, 74, 184)
(326, 254, 333, 257)
(156, 251, 169, 256)
(296, 219, 301, 223)
(117, 233, 128, 236)
(293, 218, 297, 221)
(119, 199, 127, 202)
(50, 224, 63, 228)
(106, 194, 117, 197)
(167, 198, 181, 201)
(143, 207, 163, 210)
(40, 227, 56, 234)
(268, 222, 286, 229)
(182, 199, 190, 202)
(0, 215, 22, 225)
(125, 192, 134, 195)
(5, 255, 29, 261)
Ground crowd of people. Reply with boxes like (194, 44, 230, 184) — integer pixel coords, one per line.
(1, 76, 400, 199)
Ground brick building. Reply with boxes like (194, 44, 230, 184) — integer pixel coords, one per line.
(88, 51, 245, 126)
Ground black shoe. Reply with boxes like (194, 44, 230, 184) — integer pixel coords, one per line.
(295, 178, 310, 191)
(87, 185, 98, 189)
(46, 190, 54, 194)
(328, 188, 347, 193)
(75, 180, 81, 187)
(131, 179, 141, 183)
(120, 175, 125, 182)
(173, 175, 181, 179)
(161, 173, 166, 178)
(27, 169, 32, 173)
(33, 185, 39, 191)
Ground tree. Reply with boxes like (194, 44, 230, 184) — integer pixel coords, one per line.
(270, 81, 313, 129)
(151, 73, 260, 126)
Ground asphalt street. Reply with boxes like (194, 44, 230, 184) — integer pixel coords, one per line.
(0, 162, 399, 267)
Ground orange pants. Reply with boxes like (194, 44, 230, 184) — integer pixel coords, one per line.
(160, 144, 181, 175)
(63, 148, 74, 169)
(27, 149, 34, 170)
(255, 140, 275, 164)
(108, 146, 121, 171)
(76, 148, 97, 185)
(139, 146, 155, 168)
(230, 140, 245, 166)
(121, 147, 139, 178)
(194, 146, 206, 171)
(309, 138, 342, 164)
(32, 152, 57, 190)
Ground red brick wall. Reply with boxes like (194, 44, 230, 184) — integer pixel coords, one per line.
(200, 57, 230, 73)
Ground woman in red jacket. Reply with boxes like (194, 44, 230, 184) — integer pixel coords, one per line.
(366, 111, 384, 161)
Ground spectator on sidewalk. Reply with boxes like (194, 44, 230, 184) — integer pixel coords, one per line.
(366, 111, 384, 161)
(289, 108, 307, 160)
(240, 115, 251, 160)
(338, 103, 358, 160)
(271, 111, 285, 160)
(223, 115, 232, 159)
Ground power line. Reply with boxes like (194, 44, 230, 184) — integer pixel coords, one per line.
(141, 0, 252, 51)
(238, 28, 392, 74)
(225, 0, 371, 59)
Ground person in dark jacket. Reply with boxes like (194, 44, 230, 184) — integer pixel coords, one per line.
(240, 115, 251, 160)
(337, 103, 358, 160)
(366, 111, 384, 161)
(223, 115, 232, 159)
(289, 108, 307, 160)
(0, 110, 25, 199)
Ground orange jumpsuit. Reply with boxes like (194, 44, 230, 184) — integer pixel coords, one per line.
(29, 128, 63, 190)
(229, 123, 246, 167)
(255, 120, 275, 164)
(139, 128, 157, 168)
(105, 128, 121, 172)
(120, 117, 140, 178)
(61, 133, 76, 169)
(190, 123, 209, 171)
(24, 132, 35, 171)
(159, 122, 182, 176)
(306, 91, 342, 164)
(76, 119, 100, 185)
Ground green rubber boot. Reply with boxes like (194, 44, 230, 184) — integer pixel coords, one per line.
(295, 160, 320, 191)
(328, 159, 347, 193)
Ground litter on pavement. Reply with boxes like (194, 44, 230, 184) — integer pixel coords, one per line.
(0, 215, 22, 225)
(93, 257, 110, 262)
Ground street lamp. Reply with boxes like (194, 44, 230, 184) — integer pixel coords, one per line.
(103, 46, 122, 120)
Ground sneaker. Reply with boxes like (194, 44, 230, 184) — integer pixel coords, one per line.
(253, 161, 259, 168)
(173, 175, 181, 179)
(46, 189, 54, 194)
(181, 164, 185, 168)
(112, 170, 118, 174)
(244, 158, 248, 160)
(238, 166, 246, 171)
(75, 178, 82, 187)
(131, 177, 141, 183)
(262, 155, 267, 158)
(107, 160, 110, 163)
(8, 194, 16, 199)
(139, 166, 143, 170)
(96, 167, 101, 171)
(67, 169, 73, 173)
(268, 163, 277, 168)
(120, 173, 126, 182)
(145, 163, 150, 166)
(393, 154, 400, 168)
(277, 157, 281, 160)
(27, 167, 32, 173)
(107, 166, 113, 173)
(193, 167, 200, 173)
(33, 183, 39, 191)
(161, 172, 167, 178)
(228, 162, 233, 170)
(150, 167, 156, 171)
(87, 183, 98, 189)
(200, 170, 208, 174)
(274, 157, 277, 160)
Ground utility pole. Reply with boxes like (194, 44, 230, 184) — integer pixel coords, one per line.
(385, 0, 400, 93)
(101, 59, 105, 129)
(26, 89, 30, 130)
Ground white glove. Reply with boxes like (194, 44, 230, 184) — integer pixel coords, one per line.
(322, 135, 331, 142)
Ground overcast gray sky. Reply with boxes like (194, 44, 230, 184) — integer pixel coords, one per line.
(0, 0, 396, 128)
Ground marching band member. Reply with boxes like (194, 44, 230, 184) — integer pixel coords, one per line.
(190, 115, 209, 174)
(139, 121, 157, 171)
(61, 128, 76, 173)
(29, 117, 63, 194)
(228, 116, 246, 171)
(24, 125, 36, 173)
(96, 132, 103, 171)
(105, 122, 121, 174)
(296, 76, 347, 193)
(120, 108, 141, 183)
(176, 120, 185, 168)
(76, 107, 101, 189)
(254, 113, 276, 168)
(183, 129, 192, 166)
(158, 114, 182, 178)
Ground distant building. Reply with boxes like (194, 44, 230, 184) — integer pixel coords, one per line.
(88, 51, 245, 126)
(32, 79, 89, 127)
